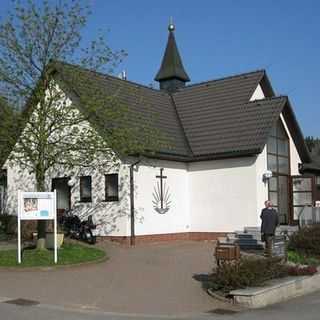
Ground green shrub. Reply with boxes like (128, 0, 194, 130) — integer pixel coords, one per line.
(0, 214, 17, 235)
(287, 250, 320, 266)
(208, 257, 289, 292)
(288, 225, 320, 256)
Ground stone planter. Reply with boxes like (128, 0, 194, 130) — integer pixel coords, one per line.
(229, 270, 320, 308)
(46, 232, 64, 249)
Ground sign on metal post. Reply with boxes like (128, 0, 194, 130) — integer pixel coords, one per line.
(17, 190, 57, 264)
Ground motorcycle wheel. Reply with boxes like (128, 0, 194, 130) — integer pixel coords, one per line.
(86, 230, 96, 245)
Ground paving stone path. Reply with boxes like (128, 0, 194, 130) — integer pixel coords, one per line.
(0, 240, 238, 316)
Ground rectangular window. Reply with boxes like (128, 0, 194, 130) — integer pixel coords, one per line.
(80, 176, 92, 202)
(267, 119, 290, 224)
(292, 176, 313, 221)
(278, 156, 289, 174)
(278, 139, 289, 156)
(105, 174, 119, 201)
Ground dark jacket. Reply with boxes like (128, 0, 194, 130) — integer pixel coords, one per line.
(260, 208, 279, 235)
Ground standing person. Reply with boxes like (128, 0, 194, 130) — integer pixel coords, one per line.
(260, 200, 279, 257)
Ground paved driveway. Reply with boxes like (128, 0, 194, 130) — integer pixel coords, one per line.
(0, 241, 234, 316)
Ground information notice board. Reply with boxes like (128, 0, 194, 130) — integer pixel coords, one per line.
(17, 190, 57, 263)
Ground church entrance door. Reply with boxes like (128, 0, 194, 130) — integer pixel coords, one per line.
(52, 177, 71, 217)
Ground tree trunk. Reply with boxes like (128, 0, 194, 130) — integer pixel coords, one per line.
(36, 169, 47, 250)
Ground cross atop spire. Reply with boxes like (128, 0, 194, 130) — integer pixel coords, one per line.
(154, 20, 190, 92)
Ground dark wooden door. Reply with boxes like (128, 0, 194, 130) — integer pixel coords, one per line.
(52, 177, 71, 213)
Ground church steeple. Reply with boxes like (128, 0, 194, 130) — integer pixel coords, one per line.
(155, 20, 190, 92)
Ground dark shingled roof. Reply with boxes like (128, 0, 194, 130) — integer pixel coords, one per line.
(172, 70, 266, 156)
(51, 61, 310, 163)
(53, 61, 192, 157)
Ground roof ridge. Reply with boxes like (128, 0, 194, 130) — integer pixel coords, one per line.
(53, 60, 164, 94)
(53, 60, 268, 96)
(174, 69, 266, 91)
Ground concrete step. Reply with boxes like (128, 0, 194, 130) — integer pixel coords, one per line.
(234, 227, 264, 251)
(237, 234, 255, 239)
(238, 241, 259, 247)
(244, 226, 260, 232)
(239, 244, 264, 250)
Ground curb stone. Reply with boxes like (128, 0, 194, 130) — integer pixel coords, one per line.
(207, 288, 234, 304)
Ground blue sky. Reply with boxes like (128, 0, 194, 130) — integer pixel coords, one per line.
(2, 0, 320, 137)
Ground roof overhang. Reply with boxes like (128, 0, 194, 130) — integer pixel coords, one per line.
(281, 98, 311, 163)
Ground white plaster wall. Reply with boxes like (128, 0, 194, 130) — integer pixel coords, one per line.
(4, 160, 130, 236)
(133, 159, 189, 236)
(250, 84, 265, 101)
(5, 164, 37, 217)
(188, 157, 259, 233)
(67, 165, 130, 237)
(255, 145, 269, 219)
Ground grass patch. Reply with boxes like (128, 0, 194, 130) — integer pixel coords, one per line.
(0, 243, 106, 268)
(287, 250, 320, 267)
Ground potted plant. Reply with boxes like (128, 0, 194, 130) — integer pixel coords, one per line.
(46, 224, 64, 249)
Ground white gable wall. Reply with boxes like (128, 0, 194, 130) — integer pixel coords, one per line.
(250, 84, 265, 101)
(3, 83, 131, 237)
(280, 114, 302, 175)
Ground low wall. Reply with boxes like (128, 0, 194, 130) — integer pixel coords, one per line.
(230, 272, 320, 308)
(97, 232, 226, 245)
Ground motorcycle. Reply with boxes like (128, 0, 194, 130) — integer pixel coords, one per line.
(60, 210, 97, 245)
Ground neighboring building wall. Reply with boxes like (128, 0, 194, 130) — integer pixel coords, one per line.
(133, 159, 189, 236)
(188, 157, 259, 233)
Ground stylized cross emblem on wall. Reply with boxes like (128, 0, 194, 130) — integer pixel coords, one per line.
(156, 168, 167, 209)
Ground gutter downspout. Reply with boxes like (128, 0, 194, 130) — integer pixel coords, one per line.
(130, 159, 141, 246)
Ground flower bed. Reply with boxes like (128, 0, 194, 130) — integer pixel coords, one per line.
(207, 256, 318, 294)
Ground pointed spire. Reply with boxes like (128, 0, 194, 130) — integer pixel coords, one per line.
(155, 20, 190, 91)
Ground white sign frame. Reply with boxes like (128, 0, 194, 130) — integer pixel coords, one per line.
(17, 190, 57, 264)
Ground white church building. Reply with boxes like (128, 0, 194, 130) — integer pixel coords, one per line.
(1, 23, 315, 244)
